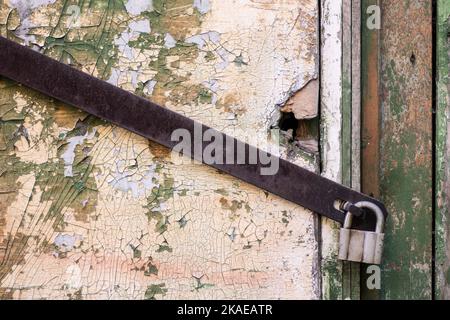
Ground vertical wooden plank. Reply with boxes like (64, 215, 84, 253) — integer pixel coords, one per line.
(361, 0, 433, 300)
(351, 0, 362, 194)
(341, 0, 353, 298)
(360, 0, 381, 300)
(378, 0, 433, 299)
(361, 0, 381, 200)
(342, 0, 361, 300)
(320, 0, 344, 300)
(342, 0, 353, 189)
(350, 0, 362, 300)
(435, 0, 450, 300)
(321, 0, 359, 300)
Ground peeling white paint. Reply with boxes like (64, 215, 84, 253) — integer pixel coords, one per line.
(215, 47, 230, 70)
(125, 0, 153, 16)
(226, 227, 237, 241)
(7, 0, 57, 45)
(129, 20, 151, 33)
(185, 31, 221, 50)
(202, 79, 219, 105)
(8, 0, 57, 18)
(164, 33, 177, 49)
(114, 30, 135, 60)
(65, 265, 82, 290)
(130, 70, 140, 88)
(54, 233, 81, 251)
(108, 163, 158, 199)
(151, 202, 168, 212)
(321, 0, 342, 182)
(144, 80, 157, 95)
(108, 17, 154, 91)
(114, 20, 151, 60)
(107, 68, 121, 86)
(61, 130, 96, 177)
(319, 0, 344, 300)
(193, 0, 211, 15)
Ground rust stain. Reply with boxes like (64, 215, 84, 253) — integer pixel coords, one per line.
(220, 94, 247, 116)
(53, 103, 84, 129)
(148, 140, 171, 160)
(361, 16, 380, 198)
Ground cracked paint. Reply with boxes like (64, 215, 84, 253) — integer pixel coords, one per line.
(107, 162, 158, 199)
(0, 0, 322, 300)
(163, 33, 176, 49)
(125, 0, 154, 16)
(61, 129, 96, 177)
(193, 0, 210, 15)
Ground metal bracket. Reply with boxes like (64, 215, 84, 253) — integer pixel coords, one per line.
(0, 36, 388, 231)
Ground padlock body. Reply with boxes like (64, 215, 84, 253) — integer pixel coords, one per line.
(338, 229, 384, 264)
(363, 231, 384, 264)
(338, 228, 351, 261)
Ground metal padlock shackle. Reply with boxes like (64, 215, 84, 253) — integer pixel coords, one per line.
(343, 201, 385, 233)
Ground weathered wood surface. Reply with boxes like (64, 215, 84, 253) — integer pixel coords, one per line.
(341, 0, 361, 300)
(362, 0, 433, 299)
(319, 0, 347, 300)
(435, 0, 450, 300)
(360, 0, 380, 299)
(0, 0, 338, 299)
(361, 0, 380, 200)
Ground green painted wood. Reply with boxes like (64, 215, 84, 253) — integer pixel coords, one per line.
(435, 0, 450, 300)
(342, 0, 353, 300)
(361, 0, 434, 301)
(342, 0, 353, 190)
(377, 0, 433, 299)
(342, 0, 361, 301)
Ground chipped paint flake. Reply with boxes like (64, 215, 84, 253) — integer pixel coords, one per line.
(108, 163, 158, 199)
(61, 129, 96, 177)
(164, 33, 176, 49)
(125, 0, 154, 16)
(185, 31, 221, 50)
(193, 0, 211, 15)
(129, 20, 151, 33)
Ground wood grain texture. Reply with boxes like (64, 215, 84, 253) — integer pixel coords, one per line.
(320, 0, 344, 300)
(342, 0, 361, 301)
(351, 0, 361, 194)
(360, 0, 381, 300)
(378, 0, 433, 299)
(361, 0, 381, 200)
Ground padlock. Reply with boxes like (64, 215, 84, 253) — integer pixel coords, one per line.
(338, 201, 385, 264)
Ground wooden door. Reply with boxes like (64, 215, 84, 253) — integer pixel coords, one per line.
(0, 0, 353, 299)
(360, 0, 433, 299)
